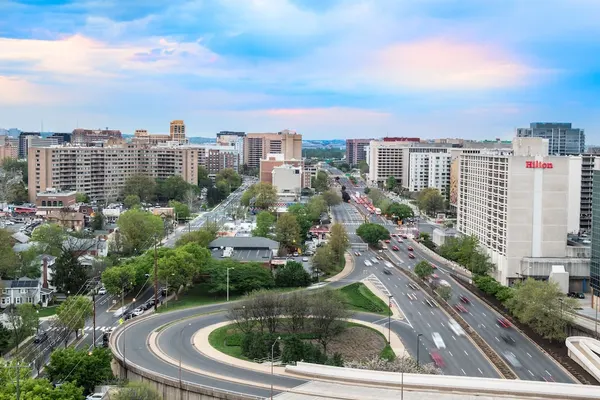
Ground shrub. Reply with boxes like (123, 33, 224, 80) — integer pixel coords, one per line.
(495, 286, 514, 303)
(275, 261, 311, 288)
(326, 352, 344, 367)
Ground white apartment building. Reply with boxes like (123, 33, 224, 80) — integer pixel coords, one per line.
(457, 137, 587, 287)
(408, 152, 452, 194)
(368, 140, 412, 186)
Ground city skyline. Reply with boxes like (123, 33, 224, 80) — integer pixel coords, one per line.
(1, 1, 599, 140)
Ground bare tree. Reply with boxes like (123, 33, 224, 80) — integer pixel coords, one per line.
(242, 290, 283, 334)
(183, 188, 197, 212)
(227, 304, 255, 334)
(282, 291, 310, 334)
(310, 289, 350, 354)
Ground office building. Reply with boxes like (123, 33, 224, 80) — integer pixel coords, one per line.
(26, 135, 59, 150)
(590, 168, 600, 311)
(516, 122, 585, 155)
(457, 137, 588, 287)
(580, 155, 600, 233)
(216, 132, 245, 171)
(132, 120, 188, 146)
(19, 132, 39, 158)
(0, 136, 18, 162)
(48, 132, 71, 144)
(170, 120, 187, 144)
(259, 154, 309, 188)
(29, 144, 199, 203)
(71, 128, 123, 146)
(346, 139, 372, 165)
(244, 130, 302, 169)
(194, 144, 240, 176)
(272, 164, 303, 195)
(408, 152, 452, 194)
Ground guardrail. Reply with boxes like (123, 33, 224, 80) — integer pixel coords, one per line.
(381, 253, 517, 379)
(566, 336, 600, 381)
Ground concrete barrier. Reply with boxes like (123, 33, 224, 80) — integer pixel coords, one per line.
(567, 336, 600, 382)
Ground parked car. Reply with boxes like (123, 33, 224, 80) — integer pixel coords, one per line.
(34, 332, 49, 344)
(86, 393, 105, 400)
(293, 252, 299, 257)
(302, 257, 309, 262)
(98, 287, 107, 295)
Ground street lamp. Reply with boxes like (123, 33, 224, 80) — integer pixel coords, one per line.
(416, 333, 423, 367)
(270, 336, 281, 400)
(227, 267, 235, 302)
(387, 295, 393, 344)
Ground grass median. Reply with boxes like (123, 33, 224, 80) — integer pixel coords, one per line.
(338, 282, 391, 316)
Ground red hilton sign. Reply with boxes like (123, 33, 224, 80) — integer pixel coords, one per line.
(525, 161, 553, 169)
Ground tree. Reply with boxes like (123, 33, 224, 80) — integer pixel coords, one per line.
(281, 291, 311, 334)
(216, 168, 242, 191)
(275, 213, 301, 252)
(5, 181, 29, 204)
(52, 249, 88, 295)
(436, 285, 452, 301)
(1, 158, 28, 183)
(15, 247, 40, 279)
(75, 192, 89, 203)
(506, 279, 577, 341)
(197, 166, 213, 189)
(312, 171, 329, 192)
(122, 174, 156, 202)
(0, 323, 11, 354)
(114, 382, 162, 400)
(322, 190, 342, 207)
(367, 188, 386, 205)
(417, 188, 445, 216)
(205, 260, 274, 295)
(0, 369, 83, 399)
(387, 203, 414, 221)
(311, 245, 338, 275)
(123, 194, 141, 209)
(414, 261, 434, 280)
(307, 195, 328, 220)
(101, 264, 136, 295)
(358, 160, 369, 174)
(175, 228, 216, 248)
(386, 176, 396, 191)
(157, 175, 194, 202)
(116, 209, 164, 255)
(287, 204, 313, 240)
(31, 223, 66, 257)
(246, 182, 277, 209)
(252, 211, 275, 238)
(206, 185, 227, 206)
(310, 289, 350, 354)
(168, 200, 190, 220)
(46, 347, 113, 395)
(91, 208, 105, 231)
(355, 223, 390, 245)
(0, 229, 19, 278)
(155, 249, 198, 299)
(328, 223, 349, 262)
(57, 295, 92, 340)
(438, 235, 493, 275)
(275, 261, 311, 288)
(5, 303, 38, 352)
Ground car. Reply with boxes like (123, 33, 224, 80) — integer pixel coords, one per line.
(406, 293, 417, 301)
(132, 307, 144, 316)
(376, 256, 383, 260)
(390, 233, 397, 237)
(354, 251, 361, 256)
(34, 332, 49, 344)
(459, 295, 470, 304)
(371, 257, 379, 264)
(293, 252, 299, 257)
(391, 245, 399, 251)
(431, 264, 437, 269)
(364, 260, 373, 267)
(123, 312, 133, 321)
(448, 319, 465, 336)
(501, 334, 516, 345)
(577, 292, 585, 299)
(86, 394, 105, 400)
(431, 332, 446, 349)
(497, 317, 511, 328)
(384, 240, 391, 244)
(383, 268, 392, 275)
(454, 304, 468, 313)
(425, 298, 437, 307)
(430, 351, 445, 368)
(407, 283, 419, 290)
(302, 257, 309, 262)
(408, 253, 415, 259)
(407, 246, 413, 251)
(98, 287, 107, 295)
(397, 238, 403, 243)
(401, 234, 408, 239)
(502, 351, 522, 368)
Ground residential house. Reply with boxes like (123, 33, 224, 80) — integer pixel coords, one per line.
(0, 278, 52, 309)
(63, 236, 108, 258)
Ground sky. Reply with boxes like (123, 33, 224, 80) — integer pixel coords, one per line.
(1, 0, 599, 141)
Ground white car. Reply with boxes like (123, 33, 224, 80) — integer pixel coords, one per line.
(448, 319, 465, 336)
(364, 260, 373, 267)
(370, 257, 379, 264)
(432, 332, 446, 349)
(132, 307, 144, 317)
(302, 257, 309, 262)
(98, 287, 107, 295)
(86, 394, 104, 400)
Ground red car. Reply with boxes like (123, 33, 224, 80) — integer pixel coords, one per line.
(401, 234, 408, 239)
(430, 351, 445, 368)
(391, 233, 397, 237)
(385, 240, 391, 243)
(397, 238, 403, 243)
(431, 264, 437, 269)
(408, 253, 415, 259)
(392, 245, 399, 251)
(459, 295, 470, 304)
(407, 246, 413, 251)
(497, 317, 511, 328)
(454, 304, 468, 313)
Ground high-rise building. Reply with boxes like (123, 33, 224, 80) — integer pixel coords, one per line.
(346, 139, 372, 165)
(26, 135, 60, 149)
(590, 168, 600, 312)
(19, 132, 40, 158)
(516, 122, 585, 155)
(193, 144, 240, 175)
(580, 155, 600, 233)
(457, 137, 587, 287)
(170, 120, 187, 143)
(29, 144, 198, 203)
(71, 128, 123, 146)
(0, 135, 18, 162)
(244, 130, 302, 169)
(408, 152, 452, 194)
(259, 153, 309, 188)
(49, 132, 71, 144)
(216, 132, 245, 171)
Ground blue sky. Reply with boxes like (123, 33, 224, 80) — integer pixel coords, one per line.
(0, 0, 599, 141)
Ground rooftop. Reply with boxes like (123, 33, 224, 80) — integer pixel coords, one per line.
(210, 247, 273, 262)
(209, 237, 279, 250)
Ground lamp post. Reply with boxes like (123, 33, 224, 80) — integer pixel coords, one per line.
(270, 336, 281, 400)
(227, 267, 235, 302)
(387, 295, 393, 345)
(416, 333, 423, 367)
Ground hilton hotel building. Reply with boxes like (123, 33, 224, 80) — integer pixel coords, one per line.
(457, 137, 589, 288)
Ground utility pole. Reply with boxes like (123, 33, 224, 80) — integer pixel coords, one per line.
(92, 290, 97, 348)
(154, 235, 159, 312)
(16, 362, 20, 400)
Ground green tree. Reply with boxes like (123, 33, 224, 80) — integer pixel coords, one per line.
(157, 175, 194, 202)
(417, 187, 445, 216)
(252, 211, 275, 238)
(16, 247, 40, 279)
(328, 223, 349, 262)
(358, 160, 369, 174)
(122, 174, 157, 202)
(275, 261, 311, 288)
(245, 182, 277, 209)
(123, 194, 141, 209)
(5, 304, 38, 352)
(275, 213, 301, 252)
(355, 223, 390, 245)
(311, 245, 338, 275)
(322, 190, 342, 207)
(387, 203, 414, 221)
(216, 168, 242, 191)
(438, 235, 493, 275)
(287, 204, 313, 240)
(116, 209, 163, 255)
(31, 223, 66, 257)
(0, 373, 83, 399)
(155, 247, 200, 299)
(46, 347, 114, 395)
(206, 185, 227, 206)
(506, 279, 577, 341)
(386, 176, 396, 191)
(436, 285, 452, 301)
(307, 195, 328, 220)
(414, 261, 434, 280)
(0, 323, 11, 354)
(312, 170, 329, 192)
(1, 158, 28, 183)
(367, 188, 385, 206)
(75, 192, 89, 203)
(91, 208, 105, 231)
(175, 228, 216, 248)
(197, 166, 213, 189)
(101, 264, 136, 295)
(114, 382, 162, 400)
(204, 260, 275, 294)
(5, 181, 29, 204)
(168, 200, 190, 220)
(52, 249, 88, 295)
(57, 295, 92, 340)
(0, 229, 19, 278)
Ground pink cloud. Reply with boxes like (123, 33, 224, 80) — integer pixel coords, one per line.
(367, 38, 547, 90)
(0, 76, 64, 105)
(263, 107, 391, 118)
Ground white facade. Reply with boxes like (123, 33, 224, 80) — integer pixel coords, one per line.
(368, 141, 411, 185)
(408, 152, 452, 193)
(457, 137, 583, 285)
(272, 164, 302, 194)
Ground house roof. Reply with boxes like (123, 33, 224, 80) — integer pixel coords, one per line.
(1, 277, 40, 288)
(63, 236, 106, 252)
(11, 232, 30, 244)
(209, 237, 279, 250)
(210, 248, 273, 262)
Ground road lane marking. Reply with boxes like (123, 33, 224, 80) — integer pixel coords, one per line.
(494, 336, 499, 342)
(528, 370, 534, 376)
(464, 350, 468, 356)
(481, 324, 486, 328)
(427, 323, 431, 327)
(482, 312, 486, 317)
(448, 351, 453, 357)
(418, 311, 422, 316)
(478, 368, 483, 375)
(452, 335, 456, 341)
(430, 311, 434, 315)
(461, 369, 466, 375)
(527, 352, 532, 358)
(545, 370, 551, 376)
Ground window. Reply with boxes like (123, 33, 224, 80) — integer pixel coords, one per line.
(15, 298, 21, 304)
(20, 289, 26, 294)
(1, 289, 7, 294)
